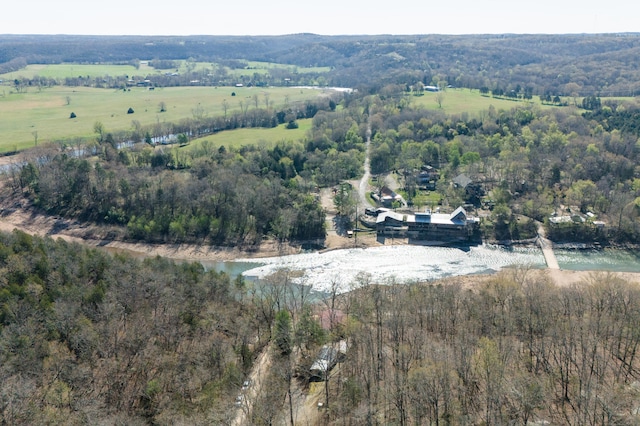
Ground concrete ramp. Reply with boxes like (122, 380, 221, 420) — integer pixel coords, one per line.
(537, 232, 560, 270)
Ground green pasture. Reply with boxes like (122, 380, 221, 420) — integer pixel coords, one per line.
(411, 88, 553, 115)
(226, 61, 331, 76)
(185, 119, 311, 151)
(0, 85, 329, 152)
(1, 64, 140, 80)
(0, 60, 330, 81)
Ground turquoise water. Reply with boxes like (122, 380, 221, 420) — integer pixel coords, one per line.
(555, 248, 640, 272)
(200, 260, 263, 277)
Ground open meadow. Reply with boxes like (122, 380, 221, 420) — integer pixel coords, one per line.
(185, 118, 312, 151)
(411, 88, 554, 115)
(0, 84, 330, 152)
(0, 65, 593, 154)
(0, 60, 330, 80)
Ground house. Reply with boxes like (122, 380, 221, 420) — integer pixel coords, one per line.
(376, 206, 479, 241)
(310, 341, 348, 381)
(453, 173, 472, 189)
(375, 211, 408, 237)
(453, 174, 484, 206)
(371, 186, 403, 208)
(417, 165, 439, 190)
(418, 165, 439, 182)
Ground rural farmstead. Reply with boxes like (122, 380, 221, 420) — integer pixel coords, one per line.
(375, 206, 480, 241)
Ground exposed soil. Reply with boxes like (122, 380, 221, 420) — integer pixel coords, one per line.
(0, 191, 380, 263)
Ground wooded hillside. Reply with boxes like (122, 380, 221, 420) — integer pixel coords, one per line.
(2, 34, 640, 96)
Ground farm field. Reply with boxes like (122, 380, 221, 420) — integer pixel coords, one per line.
(186, 118, 312, 151)
(0, 60, 330, 81)
(0, 85, 331, 152)
(0, 63, 140, 80)
(411, 88, 554, 115)
(224, 61, 331, 76)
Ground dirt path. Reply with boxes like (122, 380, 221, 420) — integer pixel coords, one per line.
(357, 122, 373, 211)
(231, 347, 272, 426)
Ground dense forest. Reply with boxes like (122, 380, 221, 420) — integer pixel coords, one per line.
(0, 230, 259, 424)
(320, 269, 640, 425)
(2, 34, 640, 96)
(3, 229, 640, 424)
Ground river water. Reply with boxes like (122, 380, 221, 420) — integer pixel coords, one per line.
(204, 244, 545, 293)
(554, 248, 640, 273)
(201, 245, 640, 293)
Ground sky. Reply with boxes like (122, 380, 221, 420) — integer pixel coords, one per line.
(3, 0, 639, 36)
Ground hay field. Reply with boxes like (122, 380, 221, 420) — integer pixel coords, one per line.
(0, 85, 330, 152)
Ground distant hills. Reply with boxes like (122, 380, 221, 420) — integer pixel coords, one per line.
(2, 33, 640, 96)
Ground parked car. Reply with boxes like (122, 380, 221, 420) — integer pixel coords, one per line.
(235, 394, 244, 407)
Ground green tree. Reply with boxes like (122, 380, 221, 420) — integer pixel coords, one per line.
(334, 182, 356, 218)
(93, 121, 105, 142)
(567, 179, 598, 212)
(274, 310, 292, 356)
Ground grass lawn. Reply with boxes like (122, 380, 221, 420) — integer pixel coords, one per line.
(0, 85, 330, 152)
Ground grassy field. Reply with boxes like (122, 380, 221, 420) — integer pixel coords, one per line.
(1, 64, 141, 80)
(411, 88, 555, 115)
(227, 61, 331, 76)
(0, 74, 598, 154)
(0, 85, 331, 152)
(185, 118, 312, 151)
(0, 61, 330, 81)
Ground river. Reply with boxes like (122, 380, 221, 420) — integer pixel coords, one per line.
(203, 244, 544, 293)
(200, 245, 640, 294)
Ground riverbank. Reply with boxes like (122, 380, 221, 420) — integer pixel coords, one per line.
(2, 203, 640, 290)
(0, 201, 382, 261)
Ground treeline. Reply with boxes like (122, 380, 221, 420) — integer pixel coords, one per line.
(11, 146, 327, 245)
(311, 270, 640, 425)
(0, 229, 261, 424)
(8, 88, 640, 245)
(10, 64, 326, 91)
(72, 95, 337, 152)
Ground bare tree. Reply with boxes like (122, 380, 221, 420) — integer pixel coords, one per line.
(263, 92, 271, 111)
(222, 99, 229, 120)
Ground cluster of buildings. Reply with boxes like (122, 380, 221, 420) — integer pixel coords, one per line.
(371, 206, 480, 242)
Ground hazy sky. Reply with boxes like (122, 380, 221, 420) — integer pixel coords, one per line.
(3, 0, 639, 36)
